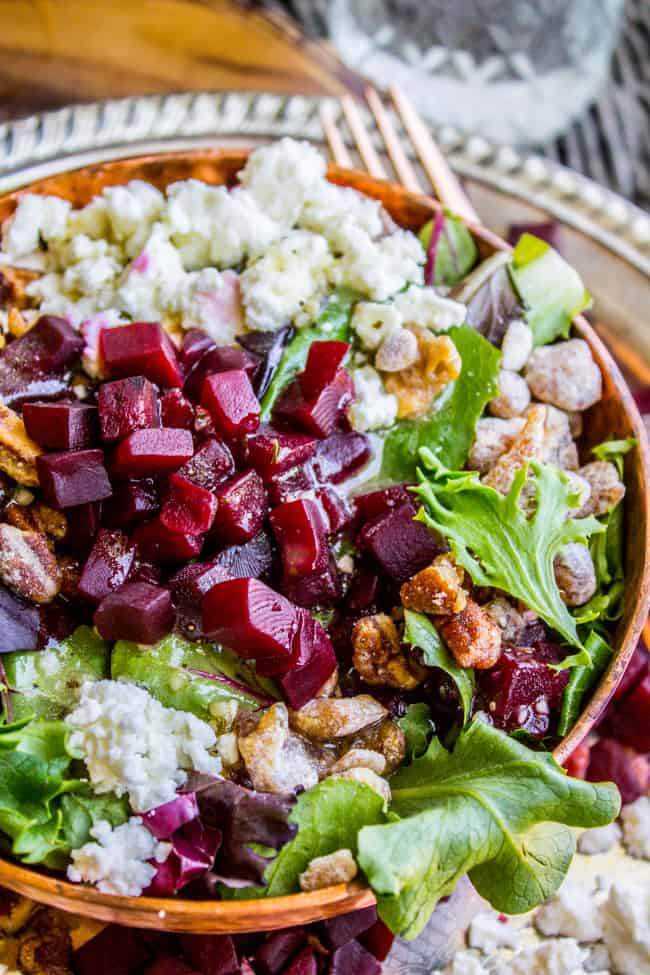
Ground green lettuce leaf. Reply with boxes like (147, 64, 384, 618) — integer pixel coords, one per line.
(398, 703, 433, 759)
(403, 610, 473, 722)
(259, 287, 359, 421)
(558, 630, 613, 736)
(510, 233, 591, 346)
(357, 717, 620, 939)
(380, 325, 500, 481)
(415, 454, 604, 655)
(419, 212, 478, 286)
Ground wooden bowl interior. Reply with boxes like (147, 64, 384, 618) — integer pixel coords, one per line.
(0, 149, 648, 931)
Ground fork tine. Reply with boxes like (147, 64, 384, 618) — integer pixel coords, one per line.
(340, 93, 388, 180)
(389, 85, 480, 224)
(364, 86, 423, 193)
(319, 102, 354, 168)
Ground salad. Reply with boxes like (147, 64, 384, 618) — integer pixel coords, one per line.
(0, 138, 630, 939)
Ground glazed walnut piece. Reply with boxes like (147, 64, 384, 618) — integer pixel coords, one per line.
(384, 326, 461, 420)
(0, 524, 61, 603)
(553, 542, 597, 607)
(525, 338, 602, 412)
(482, 404, 546, 495)
(351, 613, 427, 689)
(576, 460, 625, 517)
(352, 719, 406, 773)
(299, 849, 358, 892)
(400, 554, 468, 616)
(238, 703, 319, 794)
(289, 695, 387, 740)
(437, 599, 502, 670)
(0, 404, 41, 487)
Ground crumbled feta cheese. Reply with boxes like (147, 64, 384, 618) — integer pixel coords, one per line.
(214, 731, 240, 767)
(115, 223, 186, 322)
(578, 821, 622, 855)
(68, 817, 170, 896)
(534, 879, 603, 942)
(241, 230, 333, 331)
(602, 880, 650, 974)
(351, 301, 403, 351)
(448, 952, 489, 975)
(61, 235, 122, 299)
(240, 136, 326, 225)
(392, 283, 466, 332)
(331, 227, 424, 301)
(2, 193, 71, 259)
(507, 938, 588, 975)
(300, 181, 383, 250)
(66, 680, 221, 812)
(621, 795, 650, 859)
(348, 365, 398, 432)
(468, 910, 523, 953)
(96, 180, 165, 258)
(180, 268, 243, 343)
(0, 964, 25, 975)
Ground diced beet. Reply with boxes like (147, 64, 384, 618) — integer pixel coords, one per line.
(238, 324, 294, 399)
(613, 643, 649, 701)
(359, 501, 442, 585)
(328, 940, 381, 975)
(183, 345, 260, 403)
(177, 438, 235, 492)
(128, 560, 162, 586)
(0, 315, 83, 407)
(609, 674, 650, 752)
(98, 376, 161, 443)
(161, 389, 195, 430)
(202, 369, 260, 440)
(345, 568, 381, 612)
(94, 581, 174, 643)
(563, 741, 591, 780)
(478, 645, 569, 736)
(215, 531, 274, 580)
(507, 221, 562, 250)
(270, 498, 329, 577)
(100, 321, 182, 388)
(74, 925, 152, 975)
(36, 448, 112, 509)
(318, 487, 352, 533)
(255, 929, 305, 975)
(180, 329, 216, 373)
(301, 341, 349, 398)
(202, 578, 298, 660)
(63, 501, 102, 554)
(22, 402, 98, 450)
(78, 528, 137, 604)
(353, 484, 411, 525)
(212, 470, 268, 544)
(313, 432, 371, 485)
(179, 935, 239, 975)
(281, 558, 341, 608)
(283, 946, 317, 975)
(134, 517, 204, 563)
(170, 562, 232, 639)
(161, 474, 218, 535)
(143, 957, 198, 975)
(358, 919, 395, 961)
(275, 369, 353, 439)
(246, 427, 317, 479)
(0, 584, 39, 651)
(323, 906, 378, 949)
(111, 428, 194, 478)
(586, 738, 649, 805)
(267, 461, 318, 506)
(280, 610, 337, 708)
(102, 479, 159, 529)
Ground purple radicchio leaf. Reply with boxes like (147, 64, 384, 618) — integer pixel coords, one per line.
(424, 210, 446, 286)
(142, 792, 200, 839)
(452, 252, 524, 348)
(145, 817, 222, 896)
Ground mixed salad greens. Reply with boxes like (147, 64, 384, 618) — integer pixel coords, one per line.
(0, 138, 633, 939)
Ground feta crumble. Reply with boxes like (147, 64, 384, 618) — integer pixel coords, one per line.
(67, 817, 170, 896)
(116, 223, 187, 322)
(2, 193, 71, 261)
(331, 226, 424, 301)
(66, 680, 221, 812)
(577, 820, 622, 855)
(601, 880, 650, 975)
(179, 267, 243, 343)
(449, 953, 489, 975)
(300, 180, 383, 251)
(468, 911, 524, 953)
(621, 795, 650, 859)
(351, 301, 402, 351)
(534, 879, 603, 942)
(393, 283, 467, 332)
(348, 365, 398, 432)
(507, 938, 588, 975)
(239, 136, 326, 225)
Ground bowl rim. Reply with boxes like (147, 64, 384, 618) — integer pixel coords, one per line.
(0, 147, 648, 932)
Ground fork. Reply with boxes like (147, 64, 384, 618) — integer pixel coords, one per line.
(319, 85, 480, 225)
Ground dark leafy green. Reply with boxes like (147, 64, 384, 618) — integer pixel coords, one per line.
(357, 717, 620, 939)
(403, 610, 473, 722)
(558, 630, 613, 736)
(419, 211, 478, 287)
(453, 252, 524, 347)
(380, 325, 500, 480)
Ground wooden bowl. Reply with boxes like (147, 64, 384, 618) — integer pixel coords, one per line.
(0, 150, 648, 932)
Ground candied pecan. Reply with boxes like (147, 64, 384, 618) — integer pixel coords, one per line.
(7, 307, 32, 339)
(438, 599, 502, 669)
(0, 404, 41, 486)
(331, 766, 391, 802)
(0, 266, 40, 311)
(400, 554, 468, 616)
(17, 908, 72, 975)
(299, 849, 357, 892)
(352, 613, 426, 689)
(375, 326, 419, 372)
(468, 417, 526, 473)
(484, 597, 535, 645)
(289, 695, 387, 740)
(384, 326, 461, 420)
(554, 543, 597, 607)
(0, 891, 36, 934)
(57, 554, 81, 599)
(4, 500, 67, 541)
(577, 460, 625, 517)
(482, 404, 546, 494)
(330, 747, 386, 776)
(351, 719, 406, 773)
(238, 703, 319, 794)
(525, 338, 602, 412)
(540, 405, 578, 470)
(489, 369, 531, 419)
(0, 524, 61, 604)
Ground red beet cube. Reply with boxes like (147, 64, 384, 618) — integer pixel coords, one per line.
(353, 484, 412, 525)
(270, 498, 328, 577)
(112, 428, 194, 478)
(160, 389, 195, 430)
(359, 500, 442, 585)
(281, 556, 341, 608)
(98, 376, 161, 443)
(280, 610, 337, 708)
(202, 369, 260, 440)
(313, 432, 371, 485)
(180, 935, 239, 975)
(180, 329, 216, 373)
(283, 947, 317, 975)
(267, 461, 318, 506)
(134, 517, 204, 564)
(345, 569, 381, 612)
(613, 643, 649, 702)
(100, 321, 182, 388)
(329, 941, 381, 975)
(161, 474, 218, 534)
(94, 581, 174, 644)
(212, 470, 268, 544)
(183, 345, 259, 403)
(177, 438, 234, 492)
(478, 645, 569, 736)
(144, 957, 198, 975)
(323, 906, 378, 950)
(22, 402, 98, 450)
(36, 449, 112, 509)
(318, 487, 352, 533)
(78, 528, 137, 604)
(102, 479, 159, 529)
(586, 738, 648, 805)
(301, 341, 349, 398)
(359, 919, 395, 962)
(0, 315, 82, 407)
(609, 673, 650, 752)
(64, 501, 102, 554)
(275, 369, 353, 439)
(246, 426, 317, 479)
(255, 930, 306, 975)
(74, 925, 151, 975)
(202, 578, 298, 660)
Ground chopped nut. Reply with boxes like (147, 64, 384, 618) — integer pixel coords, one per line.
(238, 703, 319, 794)
(7, 307, 32, 339)
(540, 405, 578, 470)
(525, 339, 602, 412)
(375, 326, 419, 372)
(438, 599, 502, 669)
(17, 907, 72, 975)
(215, 732, 240, 767)
(352, 613, 426, 689)
(489, 369, 531, 418)
(577, 460, 625, 517)
(468, 417, 526, 473)
(299, 849, 357, 892)
(315, 668, 339, 698)
(384, 326, 461, 420)
(330, 748, 387, 776)
(4, 500, 67, 540)
(289, 695, 387, 740)
(0, 891, 36, 934)
(501, 319, 533, 372)
(563, 471, 592, 516)
(400, 554, 468, 615)
(331, 767, 391, 803)
(57, 554, 81, 599)
(554, 543, 597, 607)
(0, 404, 41, 486)
(484, 597, 534, 644)
(0, 524, 61, 604)
(352, 719, 406, 773)
(483, 404, 546, 494)
(0, 266, 40, 311)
